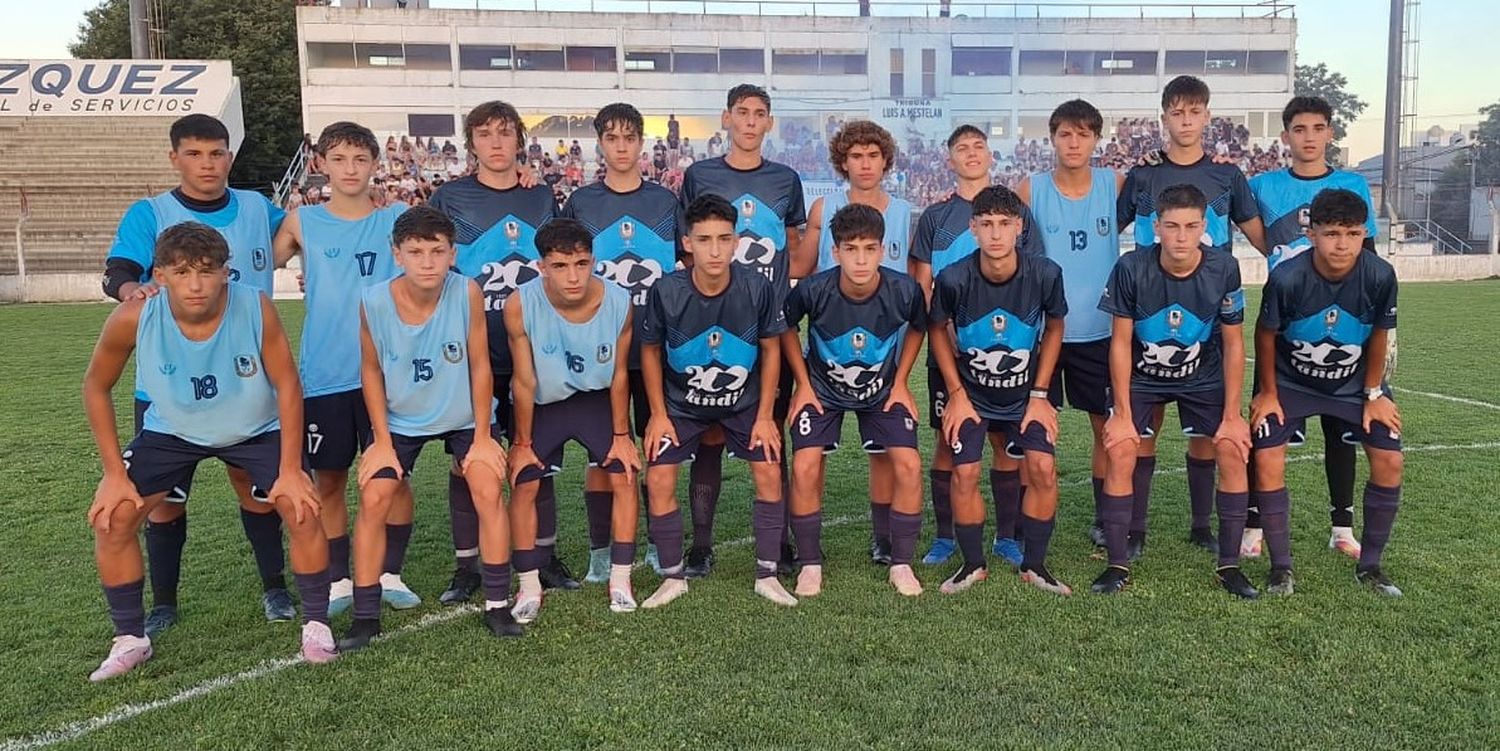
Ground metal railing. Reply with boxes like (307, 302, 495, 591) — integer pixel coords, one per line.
(1402, 217, 1474, 255)
(430, 0, 1295, 19)
(273, 146, 311, 208)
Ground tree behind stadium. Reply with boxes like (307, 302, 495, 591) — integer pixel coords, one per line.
(70, 0, 301, 193)
(1294, 63, 1368, 145)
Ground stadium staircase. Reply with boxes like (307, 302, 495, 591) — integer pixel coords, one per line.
(0, 116, 180, 275)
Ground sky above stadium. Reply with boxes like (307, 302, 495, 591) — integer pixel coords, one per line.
(1, 0, 1493, 162)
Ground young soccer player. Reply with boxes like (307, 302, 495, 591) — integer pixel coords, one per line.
(1016, 99, 1124, 553)
(929, 186, 1071, 595)
(84, 223, 332, 680)
(272, 121, 417, 615)
(678, 83, 807, 578)
(428, 101, 575, 598)
(783, 203, 927, 597)
(340, 207, 517, 651)
(504, 219, 641, 623)
(1116, 75, 1266, 558)
(560, 102, 683, 583)
(1093, 184, 1257, 598)
(103, 113, 292, 635)
(1249, 188, 1403, 596)
(908, 124, 1044, 567)
(798, 120, 914, 566)
(1243, 96, 1380, 560)
(639, 194, 797, 607)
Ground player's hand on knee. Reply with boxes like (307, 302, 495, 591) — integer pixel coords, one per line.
(1249, 391, 1283, 436)
(883, 384, 918, 422)
(941, 391, 979, 451)
(789, 383, 824, 418)
(1021, 395, 1059, 445)
(464, 433, 508, 483)
(271, 470, 321, 524)
(643, 415, 676, 463)
(1102, 411, 1139, 450)
(1214, 414, 1252, 463)
(88, 472, 144, 533)
(751, 416, 782, 464)
(508, 442, 544, 486)
(607, 434, 642, 478)
(357, 439, 402, 488)
(1364, 395, 1401, 437)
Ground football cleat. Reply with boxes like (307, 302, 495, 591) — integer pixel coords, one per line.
(1266, 568, 1295, 596)
(1215, 565, 1260, 599)
(1020, 565, 1073, 596)
(379, 573, 422, 610)
(336, 618, 381, 653)
(263, 588, 296, 622)
(484, 606, 524, 638)
(938, 562, 988, 594)
(921, 537, 957, 565)
(991, 537, 1023, 567)
(1329, 527, 1362, 560)
(88, 635, 153, 682)
(144, 605, 178, 639)
(538, 555, 581, 592)
(1090, 565, 1131, 594)
(1188, 527, 1219, 555)
(300, 622, 338, 664)
(683, 546, 715, 579)
(1355, 566, 1403, 597)
(439, 567, 481, 605)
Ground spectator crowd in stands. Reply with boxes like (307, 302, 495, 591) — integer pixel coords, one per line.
(284, 115, 1288, 211)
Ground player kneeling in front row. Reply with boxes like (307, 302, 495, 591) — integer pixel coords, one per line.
(341, 207, 517, 651)
(1093, 184, 1257, 598)
(929, 186, 1072, 595)
(639, 195, 798, 607)
(84, 223, 334, 680)
(783, 203, 928, 597)
(505, 219, 642, 623)
(1249, 188, 1404, 597)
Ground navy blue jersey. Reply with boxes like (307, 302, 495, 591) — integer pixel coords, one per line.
(427, 175, 556, 375)
(561, 180, 684, 368)
(1098, 246, 1245, 394)
(784, 267, 927, 411)
(930, 253, 1068, 420)
(1248, 168, 1378, 269)
(1118, 155, 1257, 253)
(679, 156, 806, 301)
(640, 267, 787, 420)
(1259, 250, 1397, 404)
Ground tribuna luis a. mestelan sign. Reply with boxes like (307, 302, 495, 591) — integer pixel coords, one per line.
(0, 60, 232, 116)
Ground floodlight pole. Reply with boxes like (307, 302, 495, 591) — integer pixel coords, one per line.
(1380, 0, 1403, 221)
(129, 0, 151, 59)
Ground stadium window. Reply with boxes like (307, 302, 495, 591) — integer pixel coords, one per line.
(821, 52, 867, 75)
(773, 51, 820, 75)
(566, 46, 617, 72)
(515, 48, 566, 72)
(459, 45, 514, 70)
(407, 113, 455, 138)
(1206, 50, 1247, 73)
(921, 48, 936, 96)
(1248, 50, 1290, 75)
(889, 48, 904, 97)
(625, 50, 670, 72)
(403, 44, 451, 71)
(951, 47, 1012, 76)
(673, 50, 718, 73)
(1100, 50, 1157, 75)
(1165, 50, 1206, 74)
(306, 42, 357, 69)
(355, 43, 405, 68)
(1018, 50, 1065, 75)
(1063, 50, 1098, 76)
(720, 48, 764, 74)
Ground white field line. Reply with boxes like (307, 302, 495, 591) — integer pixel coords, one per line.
(1, 516, 859, 751)
(1390, 387, 1500, 412)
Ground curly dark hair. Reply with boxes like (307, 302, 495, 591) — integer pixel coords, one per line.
(827, 120, 897, 180)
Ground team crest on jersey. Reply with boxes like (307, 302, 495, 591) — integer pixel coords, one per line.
(542, 341, 558, 355)
(442, 341, 464, 363)
(851, 331, 867, 355)
(252, 247, 268, 271)
(991, 314, 1007, 334)
(1324, 308, 1339, 333)
(708, 330, 722, 352)
(740, 199, 756, 219)
(158, 362, 176, 375)
(619, 221, 635, 242)
(1097, 217, 1110, 236)
(234, 354, 258, 378)
(887, 241, 901, 261)
(323, 246, 342, 259)
(1167, 309, 1183, 337)
(596, 343, 613, 363)
(504, 220, 521, 247)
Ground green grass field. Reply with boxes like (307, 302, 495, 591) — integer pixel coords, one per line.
(2, 281, 1498, 750)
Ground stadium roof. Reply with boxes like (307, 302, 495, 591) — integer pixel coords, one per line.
(414, 0, 1296, 19)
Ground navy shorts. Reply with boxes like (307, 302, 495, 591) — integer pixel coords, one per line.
(950, 417, 1054, 465)
(304, 388, 372, 471)
(1126, 388, 1225, 439)
(1047, 338, 1111, 416)
(132, 399, 192, 501)
(515, 389, 627, 484)
(928, 366, 951, 431)
(372, 424, 501, 481)
(1252, 387, 1401, 451)
(124, 430, 283, 504)
(628, 369, 650, 439)
(492, 375, 514, 441)
(789, 403, 919, 454)
(650, 405, 771, 466)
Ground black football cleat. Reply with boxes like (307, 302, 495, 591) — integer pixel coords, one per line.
(1266, 568, 1295, 596)
(1126, 531, 1146, 562)
(337, 618, 381, 653)
(144, 605, 178, 639)
(1355, 566, 1403, 597)
(439, 567, 482, 605)
(1087, 522, 1107, 548)
(1188, 527, 1219, 555)
(539, 555, 581, 591)
(1090, 565, 1131, 594)
(1215, 566, 1260, 599)
(484, 607, 524, 638)
(777, 542, 798, 577)
(683, 546, 715, 579)
(870, 537, 893, 566)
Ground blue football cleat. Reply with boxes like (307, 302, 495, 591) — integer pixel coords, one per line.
(991, 537, 1023, 567)
(921, 537, 957, 565)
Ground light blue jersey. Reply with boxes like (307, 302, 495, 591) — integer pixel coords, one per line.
(362, 273, 478, 436)
(298, 202, 407, 397)
(1249, 168, 1377, 270)
(517, 277, 630, 405)
(146, 189, 277, 292)
(815, 191, 914, 274)
(137, 283, 279, 448)
(1030, 168, 1120, 342)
